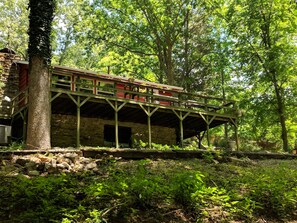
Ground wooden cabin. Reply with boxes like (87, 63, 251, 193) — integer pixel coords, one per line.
(0, 49, 238, 148)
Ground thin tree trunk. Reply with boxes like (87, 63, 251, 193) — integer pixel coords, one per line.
(272, 75, 289, 151)
(26, 56, 51, 149)
(165, 45, 174, 85)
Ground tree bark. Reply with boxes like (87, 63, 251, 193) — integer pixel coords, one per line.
(26, 56, 51, 149)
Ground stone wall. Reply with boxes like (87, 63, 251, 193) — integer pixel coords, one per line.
(51, 114, 177, 147)
(0, 51, 20, 119)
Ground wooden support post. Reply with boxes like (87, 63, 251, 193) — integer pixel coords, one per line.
(179, 118, 183, 148)
(148, 106, 152, 149)
(229, 118, 239, 151)
(115, 101, 119, 149)
(66, 93, 91, 148)
(139, 105, 159, 149)
(172, 110, 190, 148)
(106, 99, 127, 149)
(199, 113, 216, 149)
(21, 110, 27, 143)
(206, 115, 210, 147)
(198, 131, 207, 149)
(198, 132, 201, 149)
(77, 96, 80, 148)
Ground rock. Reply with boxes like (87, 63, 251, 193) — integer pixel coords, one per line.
(47, 166, 57, 174)
(80, 157, 92, 165)
(64, 153, 79, 163)
(57, 162, 71, 170)
(28, 170, 40, 176)
(51, 159, 57, 168)
(73, 163, 84, 172)
(85, 162, 97, 170)
(25, 161, 38, 171)
(36, 163, 45, 172)
(15, 157, 30, 166)
(37, 155, 51, 163)
(92, 167, 99, 173)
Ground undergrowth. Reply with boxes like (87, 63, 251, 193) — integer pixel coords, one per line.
(1, 159, 297, 222)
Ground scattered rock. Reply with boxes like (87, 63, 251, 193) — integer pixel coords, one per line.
(51, 159, 57, 168)
(85, 162, 97, 170)
(15, 158, 30, 166)
(64, 153, 79, 163)
(28, 170, 40, 176)
(1, 152, 100, 176)
(57, 162, 71, 170)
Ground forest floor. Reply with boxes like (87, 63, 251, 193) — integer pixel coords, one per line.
(1, 150, 297, 222)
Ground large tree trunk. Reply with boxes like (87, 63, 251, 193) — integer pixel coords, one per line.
(26, 0, 54, 149)
(26, 56, 51, 149)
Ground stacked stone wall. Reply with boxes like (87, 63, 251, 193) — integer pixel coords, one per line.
(51, 114, 176, 147)
(0, 52, 20, 119)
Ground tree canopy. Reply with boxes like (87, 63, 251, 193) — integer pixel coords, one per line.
(0, 0, 296, 150)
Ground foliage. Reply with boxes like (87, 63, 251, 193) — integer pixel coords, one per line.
(0, 0, 29, 58)
(0, 0, 296, 151)
(28, 0, 56, 65)
(0, 174, 80, 222)
(212, 0, 297, 151)
(7, 141, 25, 151)
(2, 159, 297, 222)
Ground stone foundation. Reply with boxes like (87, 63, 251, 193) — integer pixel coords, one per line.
(51, 114, 177, 147)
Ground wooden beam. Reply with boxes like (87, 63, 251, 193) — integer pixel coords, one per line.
(67, 93, 79, 106)
(80, 96, 91, 107)
(50, 92, 62, 102)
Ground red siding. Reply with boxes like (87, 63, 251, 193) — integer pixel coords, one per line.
(19, 64, 29, 91)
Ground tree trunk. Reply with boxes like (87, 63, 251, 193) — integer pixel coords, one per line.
(165, 45, 174, 85)
(26, 0, 54, 149)
(272, 76, 289, 151)
(26, 56, 51, 149)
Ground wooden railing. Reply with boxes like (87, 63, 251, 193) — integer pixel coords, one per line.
(50, 72, 236, 115)
(10, 87, 28, 116)
(9, 71, 236, 116)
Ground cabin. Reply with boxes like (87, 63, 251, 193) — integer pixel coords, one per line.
(0, 49, 238, 149)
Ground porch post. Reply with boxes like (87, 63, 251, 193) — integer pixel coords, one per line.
(180, 117, 184, 148)
(148, 106, 152, 149)
(206, 116, 210, 147)
(115, 101, 119, 148)
(22, 110, 27, 143)
(76, 96, 80, 148)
